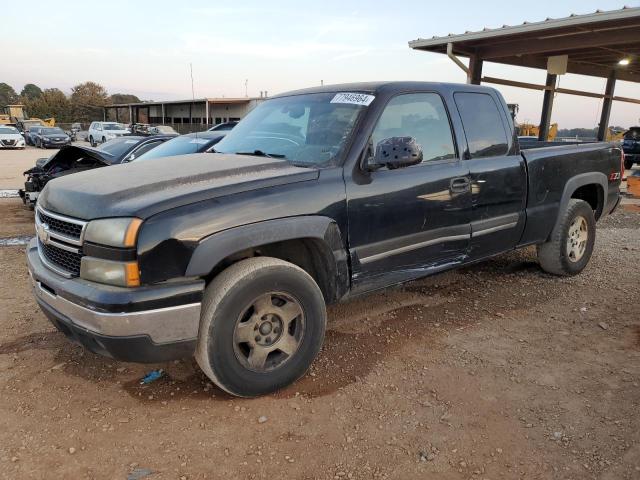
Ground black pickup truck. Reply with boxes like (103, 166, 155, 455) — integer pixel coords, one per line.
(27, 82, 623, 397)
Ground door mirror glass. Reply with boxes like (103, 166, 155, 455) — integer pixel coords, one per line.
(366, 136, 423, 171)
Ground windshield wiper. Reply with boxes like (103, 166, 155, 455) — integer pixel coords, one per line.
(234, 150, 286, 159)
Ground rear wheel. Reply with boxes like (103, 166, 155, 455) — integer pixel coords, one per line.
(89, 135, 96, 147)
(196, 257, 326, 397)
(537, 199, 596, 276)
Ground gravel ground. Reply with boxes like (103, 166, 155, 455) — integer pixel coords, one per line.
(0, 142, 91, 189)
(0, 198, 638, 480)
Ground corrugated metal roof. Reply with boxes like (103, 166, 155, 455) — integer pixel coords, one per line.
(409, 6, 640, 48)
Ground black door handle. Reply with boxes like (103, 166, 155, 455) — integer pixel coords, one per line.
(450, 177, 470, 193)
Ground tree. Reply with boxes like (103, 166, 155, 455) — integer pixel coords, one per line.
(70, 81, 110, 122)
(20, 83, 43, 101)
(110, 93, 140, 104)
(0, 83, 18, 106)
(25, 88, 72, 122)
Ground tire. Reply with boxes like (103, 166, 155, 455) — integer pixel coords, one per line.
(101, 137, 106, 144)
(196, 257, 326, 397)
(89, 136, 96, 147)
(537, 199, 596, 276)
(624, 158, 634, 170)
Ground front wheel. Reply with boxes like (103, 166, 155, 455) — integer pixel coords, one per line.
(537, 199, 596, 276)
(89, 136, 96, 147)
(624, 158, 634, 170)
(196, 257, 326, 397)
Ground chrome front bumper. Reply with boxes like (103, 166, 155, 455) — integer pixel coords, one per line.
(26, 238, 204, 362)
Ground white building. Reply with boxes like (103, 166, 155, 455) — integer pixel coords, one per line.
(104, 97, 265, 131)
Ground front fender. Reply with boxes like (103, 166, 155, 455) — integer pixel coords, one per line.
(185, 216, 350, 302)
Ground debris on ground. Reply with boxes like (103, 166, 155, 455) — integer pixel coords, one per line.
(140, 369, 164, 384)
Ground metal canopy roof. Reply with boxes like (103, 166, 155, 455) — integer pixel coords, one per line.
(409, 6, 640, 83)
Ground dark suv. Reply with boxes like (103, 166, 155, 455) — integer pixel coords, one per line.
(623, 127, 640, 169)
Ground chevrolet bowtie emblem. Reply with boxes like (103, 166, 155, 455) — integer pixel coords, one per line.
(38, 222, 50, 244)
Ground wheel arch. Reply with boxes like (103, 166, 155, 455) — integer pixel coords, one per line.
(185, 216, 350, 304)
(548, 173, 607, 241)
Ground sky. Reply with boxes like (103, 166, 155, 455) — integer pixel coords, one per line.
(3, 0, 639, 128)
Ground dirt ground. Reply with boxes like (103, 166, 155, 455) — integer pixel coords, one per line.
(0, 196, 639, 480)
(0, 142, 90, 190)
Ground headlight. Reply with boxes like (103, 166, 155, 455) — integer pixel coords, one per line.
(84, 217, 142, 248)
(80, 257, 140, 287)
(81, 218, 143, 287)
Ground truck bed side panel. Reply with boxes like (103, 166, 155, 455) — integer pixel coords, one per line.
(518, 142, 620, 246)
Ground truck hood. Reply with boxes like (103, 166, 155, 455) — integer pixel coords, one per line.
(38, 153, 319, 220)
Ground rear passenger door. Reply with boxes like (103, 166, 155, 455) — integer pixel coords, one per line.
(453, 92, 527, 260)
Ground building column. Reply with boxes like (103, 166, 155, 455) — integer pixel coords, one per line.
(538, 73, 557, 141)
(161, 104, 165, 124)
(128, 106, 133, 124)
(467, 55, 483, 85)
(597, 70, 616, 141)
(205, 101, 210, 127)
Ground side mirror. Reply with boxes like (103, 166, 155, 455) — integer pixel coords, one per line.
(366, 137, 423, 171)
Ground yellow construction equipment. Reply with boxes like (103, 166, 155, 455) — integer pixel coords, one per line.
(517, 122, 558, 141)
(606, 127, 625, 142)
(0, 104, 55, 127)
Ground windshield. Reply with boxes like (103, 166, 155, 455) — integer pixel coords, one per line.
(41, 128, 65, 135)
(0, 127, 19, 134)
(99, 137, 140, 157)
(103, 123, 126, 131)
(136, 135, 211, 161)
(214, 92, 370, 166)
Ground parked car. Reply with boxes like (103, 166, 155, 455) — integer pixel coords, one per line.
(66, 123, 83, 141)
(208, 121, 238, 132)
(622, 127, 640, 169)
(148, 125, 179, 136)
(19, 136, 174, 208)
(25, 125, 44, 146)
(87, 121, 130, 147)
(98, 135, 176, 162)
(27, 81, 622, 397)
(0, 125, 26, 149)
(17, 119, 46, 142)
(34, 127, 72, 149)
(134, 131, 225, 161)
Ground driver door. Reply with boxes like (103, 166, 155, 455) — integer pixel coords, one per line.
(346, 92, 472, 293)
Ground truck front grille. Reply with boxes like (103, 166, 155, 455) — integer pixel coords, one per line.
(39, 239, 82, 276)
(37, 209, 83, 240)
(36, 207, 87, 277)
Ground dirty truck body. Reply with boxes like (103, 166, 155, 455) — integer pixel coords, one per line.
(27, 82, 623, 397)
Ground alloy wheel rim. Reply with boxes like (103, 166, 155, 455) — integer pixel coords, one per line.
(232, 292, 305, 372)
(566, 215, 588, 262)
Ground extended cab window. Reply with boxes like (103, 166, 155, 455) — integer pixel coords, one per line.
(454, 92, 509, 158)
(371, 93, 456, 163)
